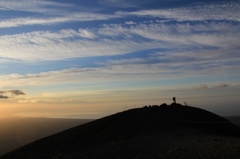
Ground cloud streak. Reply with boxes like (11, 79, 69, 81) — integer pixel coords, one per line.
(214, 83, 229, 88)
(0, 95, 8, 99)
(0, 13, 118, 28)
(0, 1, 239, 65)
(192, 83, 230, 90)
(0, 1, 239, 103)
(0, 90, 25, 99)
(116, 2, 240, 22)
(0, 0, 73, 14)
(0, 57, 237, 88)
(18, 98, 72, 103)
(192, 84, 208, 90)
(0, 20, 239, 62)
(0, 1, 239, 28)
(9, 90, 26, 95)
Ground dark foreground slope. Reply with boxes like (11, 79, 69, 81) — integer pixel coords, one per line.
(1, 104, 240, 159)
(0, 118, 93, 156)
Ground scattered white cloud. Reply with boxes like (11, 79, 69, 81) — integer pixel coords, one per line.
(0, 28, 162, 61)
(19, 99, 38, 103)
(0, 1, 239, 102)
(0, 20, 239, 62)
(125, 21, 136, 25)
(1, 1, 239, 29)
(116, 2, 240, 21)
(78, 29, 96, 39)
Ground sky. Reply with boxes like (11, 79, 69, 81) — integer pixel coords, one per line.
(0, 0, 240, 119)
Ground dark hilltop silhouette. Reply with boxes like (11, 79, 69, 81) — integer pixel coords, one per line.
(0, 118, 93, 156)
(1, 102, 240, 159)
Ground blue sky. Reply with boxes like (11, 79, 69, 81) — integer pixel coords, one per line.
(0, 0, 240, 118)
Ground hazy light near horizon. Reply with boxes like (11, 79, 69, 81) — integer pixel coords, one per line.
(0, 0, 239, 118)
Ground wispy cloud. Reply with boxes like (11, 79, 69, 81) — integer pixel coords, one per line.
(125, 21, 137, 25)
(192, 84, 208, 90)
(18, 98, 72, 103)
(1, 20, 239, 62)
(1, 1, 239, 28)
(0, 59, 237, 88)
(0, 13, 118, 28)
(214, 83, 229, 88)
(0, 90, 25, 99)
(0, 95, 9, 99)
(78, 29, 96, 39)
(116, 2, 240, 21)
(0, 90, 25, 95)
(0, 0, 73, 14)
(192, 83, 230, 90)
(0, 1, 239, 101)
(99, 0, 141, 8)
(8, 90, 25, 95)
(0, 1, 239, 64)
(0, 0, 121, 28)
(0, 28, 160, 61)
(0, 66, 173, 87)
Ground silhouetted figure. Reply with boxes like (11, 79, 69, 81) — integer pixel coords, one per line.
(173, 97, 176, 104)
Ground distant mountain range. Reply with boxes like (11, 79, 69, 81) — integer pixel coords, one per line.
(1, 104, 240, 159)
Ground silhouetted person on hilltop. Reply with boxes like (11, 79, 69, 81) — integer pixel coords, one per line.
(173, 97, 176, 104)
